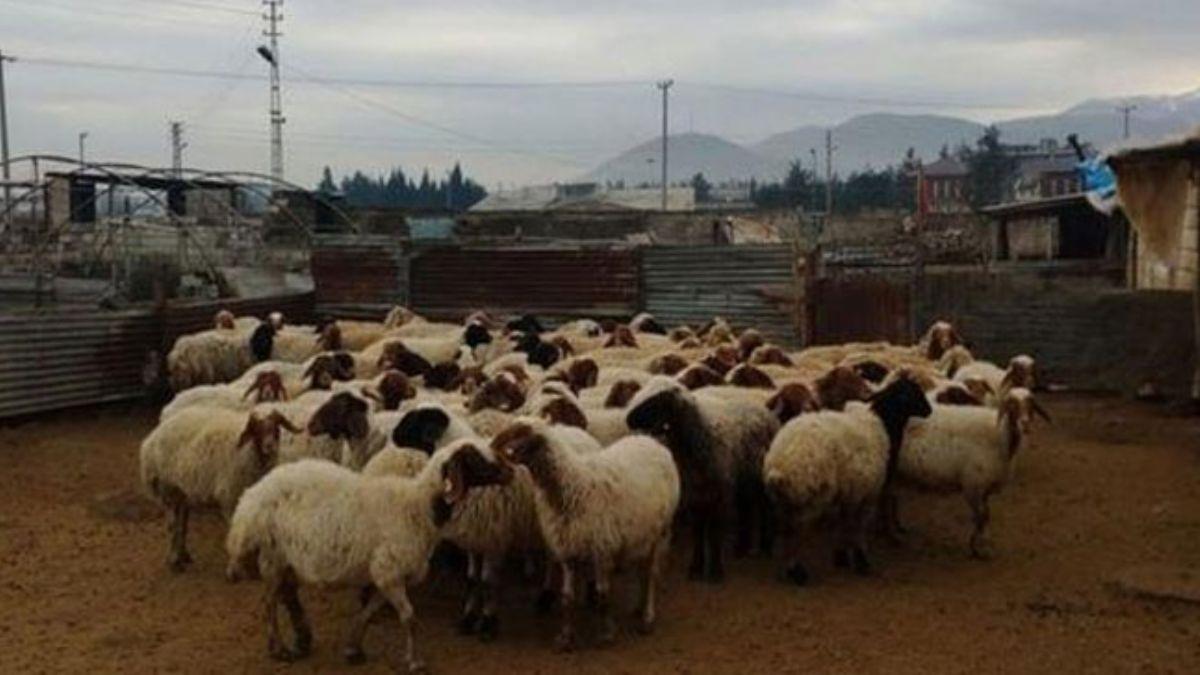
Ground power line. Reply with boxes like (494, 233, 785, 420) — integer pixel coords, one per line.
(0, 0, 246, 25)
(114, 0, 257, 16)
(685, 82, 1036, 112)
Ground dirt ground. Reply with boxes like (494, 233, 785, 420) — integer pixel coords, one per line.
(1, 394, 1199, 674)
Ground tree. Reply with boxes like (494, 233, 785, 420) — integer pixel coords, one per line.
(690, 172, 713, 202)
(317, 166, 337, 194)
(962, 125, 1017, 208)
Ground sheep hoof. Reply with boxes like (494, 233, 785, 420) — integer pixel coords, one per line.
(167, 550, 192, 573)
(554, 631, 577, 653)
(785, 563, 809, 587)
(268, 644, 300, 663)
(406, 658, 428, 674)
(851, 550, 872, 576)
(457, 611, 480, 636)
(833, 548, 850, 569)
(970, 544, 995, 561)
(477, 615, 499, 642)
(343, 647, 367, 665)
(534, 589, 557, 614)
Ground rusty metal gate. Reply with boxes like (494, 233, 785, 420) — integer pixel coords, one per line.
(809, 274, 912, 345)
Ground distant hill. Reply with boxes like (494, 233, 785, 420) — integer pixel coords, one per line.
(584, 132, 776, 185)
(583, 89, 1200, 185)
(753, 113, 984, 176)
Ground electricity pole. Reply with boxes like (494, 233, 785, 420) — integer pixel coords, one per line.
(824, 129, 836, 216)
(809, 147, 818, 213)
(0, 50, 14, 233)
(170, 121, 187, 177)
(1117, 104, 1137, 140)
(261, 0, 285, 185)
(657, 79, 673, 211)
(78, 131, 88, 165)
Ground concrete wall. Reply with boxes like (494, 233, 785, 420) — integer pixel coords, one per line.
(1136, 178, 1198, 291)
(915, 265, 1194, 396)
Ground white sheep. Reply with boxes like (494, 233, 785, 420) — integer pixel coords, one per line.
(139, 407, 300, 571)
(953, 354, 1037, 405)
(893, 387, 1050, 557)
(763, 376, 932, 585)
(492, 418, 679, 651)
(224, 440, 513, 671)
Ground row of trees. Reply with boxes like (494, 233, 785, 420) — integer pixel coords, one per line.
(687, 125, 1021, 213)
(317, 164, 487, 211)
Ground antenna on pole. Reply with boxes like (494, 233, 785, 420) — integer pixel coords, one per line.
(259, 0, 285, 186)
(169, 121, 187, 177)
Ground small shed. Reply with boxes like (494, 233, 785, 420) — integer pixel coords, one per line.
(981, 193, 1128, 263)
(1109, 134, 1200, 403)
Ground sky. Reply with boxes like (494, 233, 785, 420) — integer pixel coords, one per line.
(2, 0, 1199, 188)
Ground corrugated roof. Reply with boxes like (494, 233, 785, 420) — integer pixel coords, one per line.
(924, 157, 968, 178)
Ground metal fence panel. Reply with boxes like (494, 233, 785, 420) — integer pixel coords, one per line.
(409, 246, 638, 321)
(0, 292, 315, 420)
(311, 235, 407, 316)
(642, 245, 799, 345)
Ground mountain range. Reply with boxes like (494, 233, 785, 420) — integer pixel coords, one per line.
(583, 89, 1200, 185)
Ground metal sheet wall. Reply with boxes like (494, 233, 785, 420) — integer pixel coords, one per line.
(409, 246, 638, 320)
(642, 245, 799, 345)
(0, 292, 315, 420)
(311, 235, 407, 317)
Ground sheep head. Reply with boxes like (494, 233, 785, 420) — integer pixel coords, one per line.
(737, 329, 766, 362)
(437, 441, 514, 523)
(749, 344, 794, 367)
(468, 373, 526, 413)
(238, 411, 300, 468)
(648, 353, 690, 376)
(392, 407, 452, 453)
(243, 370, 288, 402)
(375, 370, 417, 411)
(816, 366, 874, 411)
(378, 342, 432, 377)
(214, 309, 236, 330)
(604, 380, 643, 409)
(676, 364, 724, 390)
(538, 396, 589, 429)
(727, 363, 776, 390)
(766, 383, 820, 423)
(307, 392, 371, 441)
(603, 325, 638, 349)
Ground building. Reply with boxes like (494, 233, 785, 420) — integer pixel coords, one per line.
(1008, 139, 1082, 202)
(922, 156, 970, 213)
(981, 193, 1128, 263)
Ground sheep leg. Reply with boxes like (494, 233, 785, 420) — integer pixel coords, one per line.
(758, 488, 776, 556)
(878, 491, 907, 544)
(343, 590, 388, 665)
(779, 505, 810, 587)
(555, 562, 578, 653)
(706, 515, 726, 583)
(968, 492, 993, 560)
(458, 553, 482, 635)
(535, 559, 558, 614)
(636, 535, 667, 634)
(166, 499, 192, 572)
(263, 576, 297, 662)
(734, 479, 753, 557)
(476, 556, 501, 642)
(849, 503, 874, 576)
(592, 557, 617, 647)
(379, 582, 424, 674)
(687, 512, 707, 581)
(279, 572, 313, 658)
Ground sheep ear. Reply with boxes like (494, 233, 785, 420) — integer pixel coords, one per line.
(237, 416, 259, 450)
(360, 386, 383, 403)
(270, 412, 301, 434)
(442, 458, 466, 505)
(243, 380, 261, 401)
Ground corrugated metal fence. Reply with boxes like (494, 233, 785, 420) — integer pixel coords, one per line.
(642, 245, 800, 345)
(311, 235, 407, 319)
(0, 292, 314, 420)
(409, 246, 639, 321)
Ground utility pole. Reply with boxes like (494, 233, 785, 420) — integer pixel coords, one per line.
(78, 131, 88, 165)
(809, 147, 818, 213)
(0, 50, 14, 234)
(261, 0, 285, 185)
(824, 129, 836, 217)
(170, 121, 187, 177)
(657, 79, 673, 212)
(1117, 104, 1137, 140)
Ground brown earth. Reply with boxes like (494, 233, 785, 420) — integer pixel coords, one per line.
(1, 395, 1199, 674)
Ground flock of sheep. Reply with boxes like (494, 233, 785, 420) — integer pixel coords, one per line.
(140, 306, 1048, 672)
